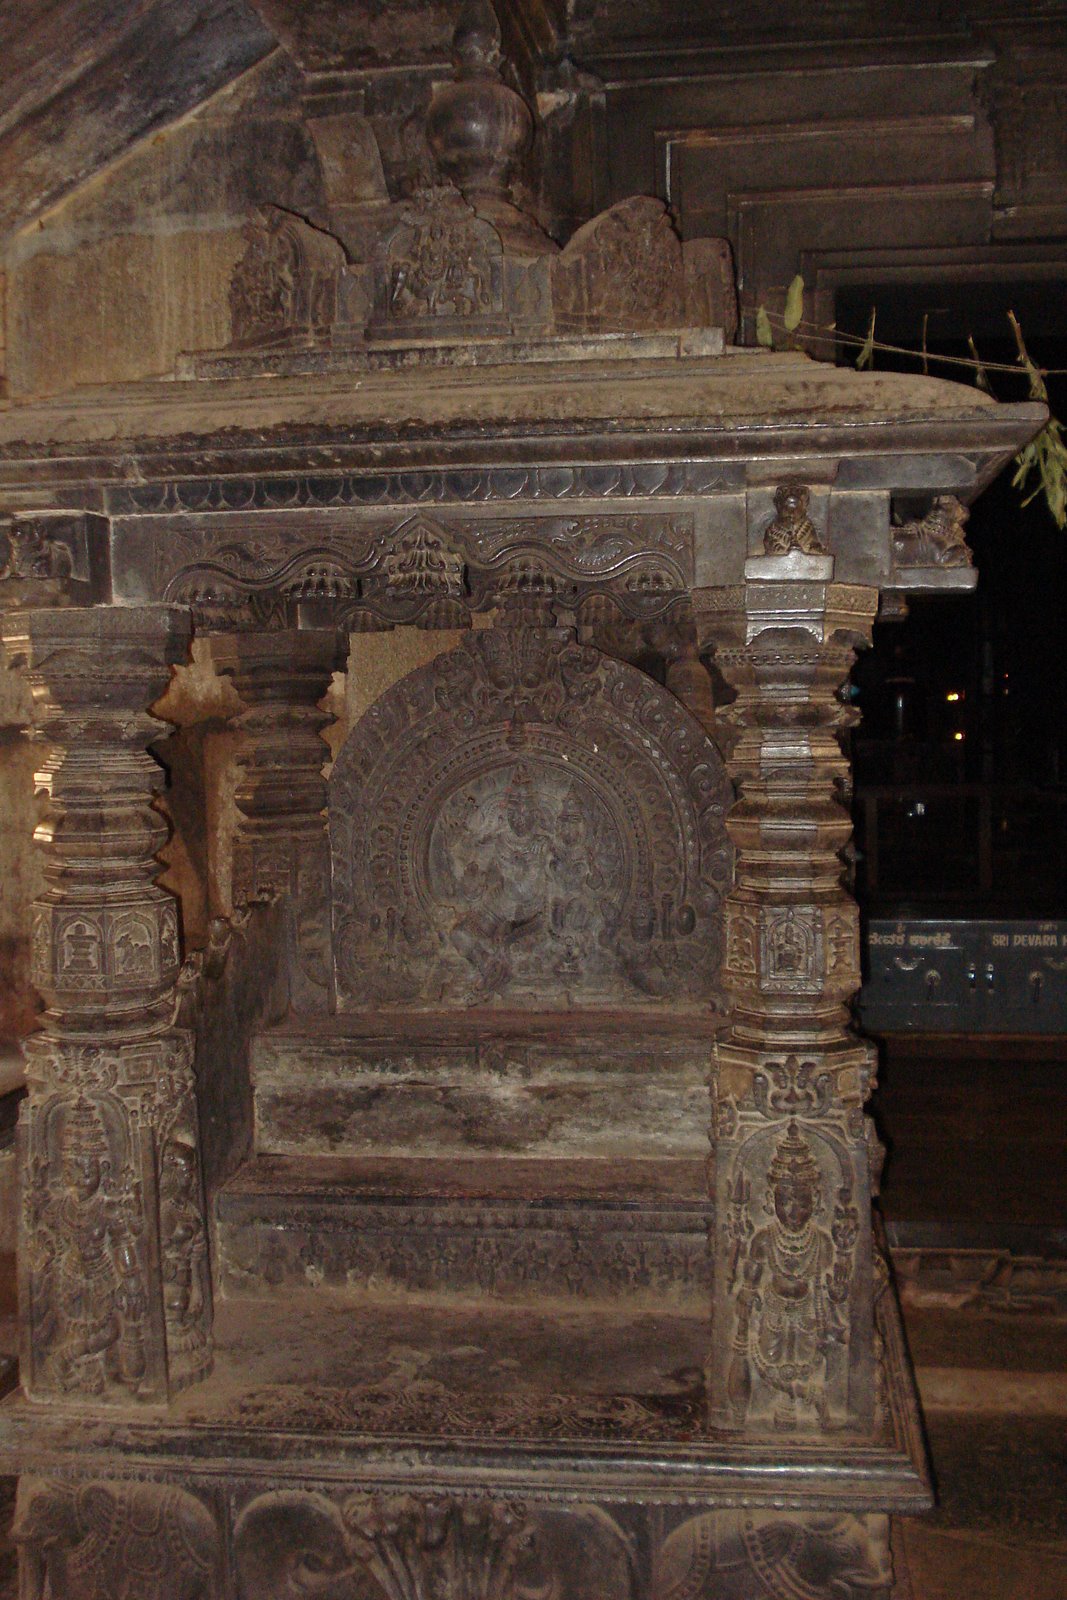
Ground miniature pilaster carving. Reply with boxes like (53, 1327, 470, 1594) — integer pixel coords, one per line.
(698, 577, 879, 1435)
(210, 629, 343, 1013)
(1, 606, 212, 1403)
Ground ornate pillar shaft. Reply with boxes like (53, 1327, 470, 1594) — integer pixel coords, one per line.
(1, 605, 212, 1403)
(210, 629, 342, 1012)
(698, 575, 880, 1435)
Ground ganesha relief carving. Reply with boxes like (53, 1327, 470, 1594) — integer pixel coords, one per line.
(329, 629, 733, 1009)
(22, 1091, 157, 1399)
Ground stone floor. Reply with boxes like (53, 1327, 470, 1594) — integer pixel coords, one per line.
(877, 1037, 1067, 1598)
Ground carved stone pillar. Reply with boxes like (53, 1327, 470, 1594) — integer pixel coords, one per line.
(210, 629, 342, 1013)
(0, 605, 212, 1403)
(697, 575, 879, 1435)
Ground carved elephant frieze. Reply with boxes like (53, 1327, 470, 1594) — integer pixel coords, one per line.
(654, 1511, 893, 1600)
(14, 1477, 222, 1600)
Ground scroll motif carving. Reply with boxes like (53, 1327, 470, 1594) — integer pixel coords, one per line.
(234, 1490, 635, 1600)
(158, 512, 692, 628)
(14, 1477, 222, 1600)
(329, 628, 733, 1009)
(654, 1510, 892, 1600)
(891, 495, 972, 569)
(222, 1212, 711, 1305)
(110, 460, 731, 517)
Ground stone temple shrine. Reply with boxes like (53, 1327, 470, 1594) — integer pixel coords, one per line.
(0, 6, 1047, 1596)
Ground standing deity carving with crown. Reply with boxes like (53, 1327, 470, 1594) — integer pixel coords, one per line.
(726, 1121, 848, 1429)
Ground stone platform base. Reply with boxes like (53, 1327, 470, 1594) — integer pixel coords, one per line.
(0, 1286, 929, 1598)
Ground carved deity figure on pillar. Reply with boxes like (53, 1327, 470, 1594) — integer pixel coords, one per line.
(158, 1138, 211, 1362)
(26, 1097, 148, 1398)
(727, 1121, 846, 1429)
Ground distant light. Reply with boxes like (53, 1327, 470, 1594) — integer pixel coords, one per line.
(946, 692, 961, 702)
(953, 731, 965, 741)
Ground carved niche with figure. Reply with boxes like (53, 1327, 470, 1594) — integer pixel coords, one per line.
(329, 629, 734, 1009)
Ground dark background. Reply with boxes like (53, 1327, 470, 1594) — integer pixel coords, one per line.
(838, 280, 1067, 915)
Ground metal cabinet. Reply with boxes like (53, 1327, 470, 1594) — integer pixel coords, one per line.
(860, 920, 1067, 1034)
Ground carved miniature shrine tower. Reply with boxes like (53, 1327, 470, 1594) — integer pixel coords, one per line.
(0, 16, 1043, 1600)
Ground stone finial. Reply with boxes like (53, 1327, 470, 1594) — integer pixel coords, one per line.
(451, 0, 504, 77)
(425, 1, 551, 255)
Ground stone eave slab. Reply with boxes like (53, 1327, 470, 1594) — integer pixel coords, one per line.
(0, 349, 1044, 504)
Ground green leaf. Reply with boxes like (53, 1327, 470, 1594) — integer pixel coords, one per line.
(755, 306, 774, 348)
(967, 335, 993, 395)
(855, 307, 876, 371)
(783, 274, 805, 333)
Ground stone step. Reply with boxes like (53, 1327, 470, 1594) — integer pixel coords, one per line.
(215, 1152, 712, 1310)
(250, 1007, 717, 1162)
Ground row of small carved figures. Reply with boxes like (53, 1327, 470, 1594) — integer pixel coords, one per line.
(225, 1227, 712, 1296)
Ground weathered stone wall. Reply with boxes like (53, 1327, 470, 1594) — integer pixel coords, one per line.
(3, 53, 325, 397)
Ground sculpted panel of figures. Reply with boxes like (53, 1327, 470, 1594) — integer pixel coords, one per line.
(370, 188, 504, 336)
(14, 1478, 222, 1600)
(654, 1510, 892, 1600)
(34, 900, 181, 1004)
(760, 906, 822, 994)
(552, 196, 685, 331)
(329, 628, 733, 1009)
(20, 1033, 212, 1400)
(724, 1120, 858, 1430)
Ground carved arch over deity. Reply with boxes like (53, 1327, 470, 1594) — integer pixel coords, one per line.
(328, 629, 734, 1010)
